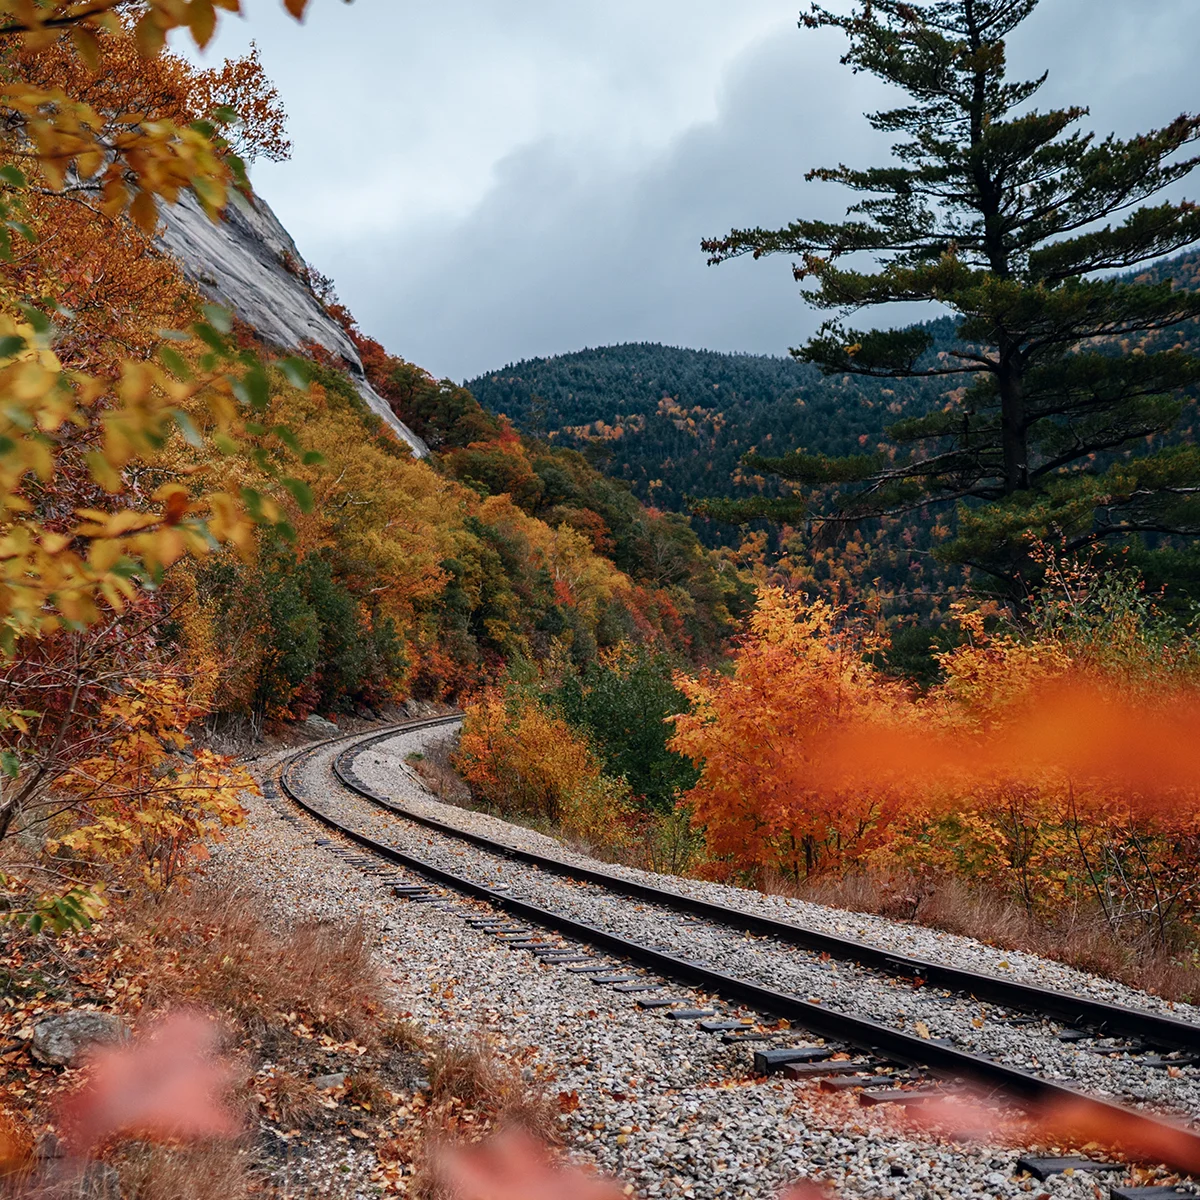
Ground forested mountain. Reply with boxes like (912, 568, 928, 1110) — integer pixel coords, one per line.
(468, 252, 1200, 610)
(466, 322, 959, 515)
(466, 324, 964, 609)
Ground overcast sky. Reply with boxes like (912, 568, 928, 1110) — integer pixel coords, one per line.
(192, 1, 1200, 382)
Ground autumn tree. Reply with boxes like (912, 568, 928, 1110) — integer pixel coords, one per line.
(670, 589, 914, 880)
(702, 0, 1200, 590)
(0, 0, 315, 924)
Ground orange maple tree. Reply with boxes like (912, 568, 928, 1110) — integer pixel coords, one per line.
(670, 567, 1200, 947)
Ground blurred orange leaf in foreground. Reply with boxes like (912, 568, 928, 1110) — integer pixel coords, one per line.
(909, 1088, 1200, 1176)
(439, 1131, 833, 1200)
(57, 1011, 239, 1156)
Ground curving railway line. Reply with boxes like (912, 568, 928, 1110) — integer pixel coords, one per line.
(267, 715, 1200, 1189)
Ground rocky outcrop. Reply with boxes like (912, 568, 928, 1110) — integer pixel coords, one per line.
(155, 191, 427, 457)
(303, 714, 340, 738)
(30, 1011, 129, 1066)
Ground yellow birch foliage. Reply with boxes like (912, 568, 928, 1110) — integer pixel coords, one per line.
(49, 677, 251, 891)
(455, 687, 630, 846)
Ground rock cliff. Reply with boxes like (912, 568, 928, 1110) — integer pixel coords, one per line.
(156, 190, 427, 456)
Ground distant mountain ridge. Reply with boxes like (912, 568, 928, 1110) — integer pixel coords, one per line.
(467, 252, 1200, 528)
(465, 328, 955, 522)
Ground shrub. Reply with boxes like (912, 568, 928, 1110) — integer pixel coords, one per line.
(454, 688, 629, 845)
(550, 645, 699, 813)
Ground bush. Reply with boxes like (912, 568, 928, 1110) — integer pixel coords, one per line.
(454, 688, 630, 845)
(550, 645, 698, 812)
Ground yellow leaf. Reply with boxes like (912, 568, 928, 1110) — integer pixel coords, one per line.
(71, 26, 103, 70)
(914, 1021, 931, 1039)
(134, 12, 167, 57)
(187, 0, 217, 48)
(129, 188, 159, 236)
(87, 539, 124, 573)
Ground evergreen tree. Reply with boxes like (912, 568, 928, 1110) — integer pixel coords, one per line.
(702, 0, 1200, 588)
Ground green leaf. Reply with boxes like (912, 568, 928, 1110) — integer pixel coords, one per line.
(0, 335, 26, 358)
(201, 305, 233, 335)
(243, 364, 270, 411)
(302, 450, 324, 465)
(17, 304, 50, 335)
(272, 425, 302, 454)
(281, 476, 314, 512)
(194, 323, 227, 354)
(173, 411, 204, 448)
(158, 345, 192, 380)
(0, 165, 27, 188)
(0, 751, 19, 779)
(241, 487, 265, 522)
(280, 358, 311, 389)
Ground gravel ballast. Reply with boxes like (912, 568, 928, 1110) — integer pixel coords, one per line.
(342, 726, 1200, 1120)
(212, 723, 1198, 1200)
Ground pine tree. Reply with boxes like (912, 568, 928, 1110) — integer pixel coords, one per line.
(701, 0, 1200, 588)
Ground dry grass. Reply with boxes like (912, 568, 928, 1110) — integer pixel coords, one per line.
(58, 887, 560, 1200)
(407, 738, 472, 807)
(379, 1016, 430, 1055)
(785, 869, 1200, 1002)
(390, 1040, 563, 1200)
(426, 1040, 559, 1143)
(343, 1070, 392, 1115)
(111, 1143, 253, 1200)
(110, 885, 388, 1046)
(264, 1070, 325, 1130)
(1, 863, 562, 1200)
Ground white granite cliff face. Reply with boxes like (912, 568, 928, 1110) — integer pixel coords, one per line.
(155, 190, 427, 457)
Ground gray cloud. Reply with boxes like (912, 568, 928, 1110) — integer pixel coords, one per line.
(202, 0, 1200, 381)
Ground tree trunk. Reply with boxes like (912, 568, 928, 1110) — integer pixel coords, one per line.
(998, 343, 1028, 494)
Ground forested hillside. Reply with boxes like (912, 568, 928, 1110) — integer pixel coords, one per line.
(466, 323, 966, 609)
(469, 253, 1200, 607)
(0, 11, 741, 930)
(465, 318, 960, 517)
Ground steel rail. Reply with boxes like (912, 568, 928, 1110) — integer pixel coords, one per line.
(337, 724, 1200, 1055)
(278, 722, 1200, 1176)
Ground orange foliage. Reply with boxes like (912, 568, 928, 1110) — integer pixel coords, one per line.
(455, 687, 629, 844)
(670, 588, 913, 880)
(672, 578, 1200, 940)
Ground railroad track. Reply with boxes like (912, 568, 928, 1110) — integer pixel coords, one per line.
(270, 716, 1200, 1187)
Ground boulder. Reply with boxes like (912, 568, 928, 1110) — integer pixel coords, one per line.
(303, 714, 339, 738)
(31, 1011, 128, 1066)
(311, 1071, 346, 1090)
